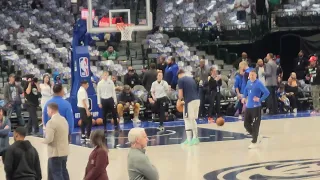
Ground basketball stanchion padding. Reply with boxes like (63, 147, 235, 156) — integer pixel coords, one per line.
(116, 23, 134, 41)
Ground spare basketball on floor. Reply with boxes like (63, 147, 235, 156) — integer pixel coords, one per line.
(78, 120, 82, 126)
(92, 119, 96, 126)
(216, 117, 225, 126)
(176, 99, 184, 113)
(96, 118, 103, 125)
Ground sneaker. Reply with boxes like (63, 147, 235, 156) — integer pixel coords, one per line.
(248, 143, 258, 149)
(293, 108, 297, 114)
(119, 117, 124, 124)
(157, 125, 165, 131)
(80, 134, 86, 143)
(257, 135, 263, 143)
(238, 115, 242, 120)
(132, 117, 141, 123)
(190, 138, 200, 145)
(181, 139, 190, 145)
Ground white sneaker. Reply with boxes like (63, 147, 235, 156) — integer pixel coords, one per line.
(248, 143, 258, 149)
(257, 135, 263, 143)
(132, 118, 141, 123)
(119, 117, 124, 124)
(293, 108, 297, 113)
(238, 115, 242, 120)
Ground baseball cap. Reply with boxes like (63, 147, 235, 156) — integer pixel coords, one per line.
(309, 56, 318, 62)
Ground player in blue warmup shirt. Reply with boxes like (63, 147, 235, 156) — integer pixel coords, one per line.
(177, 69, 200, 146)
(242, 70, 270, 149)
(43, 84, 74, 141)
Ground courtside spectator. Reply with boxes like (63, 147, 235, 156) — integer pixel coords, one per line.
(157, 56, 167, 73)
(84, 130, 109, 180)
(4, 127, 42, 180)
(235, 52, 251, 68)
(306, 56, 320, 114)
(0, 107, 11, 160)
(294, 50, 308, 80)
(43, 103, 70, 180)
(285, 73, 298, 113)
(127, 128, 159, 180)
(195, 59, 210, 117)
(124, 67, 141, 88)
(164, 56, 179, 90)
(265, 53, 278, 115)
(102, 45, 119, 60)
(256, 59, 266, 86)
(4, 74, 24, 126)
(111, 75, 124, 93)
(117, 85, 141, 123)
(143, 63, 158, 91)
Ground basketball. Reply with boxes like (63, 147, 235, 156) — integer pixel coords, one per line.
(176, 99, 184, 113)
(92, 119, 96, 126)
(96, 118, 103, 125)
(216, 117, 225, 126)
(78, 119, 82, 126)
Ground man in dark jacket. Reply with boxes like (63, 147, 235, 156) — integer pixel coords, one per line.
(164, 57, 179, 90)
(294, 50, 308, 80)
(4, 74, 24, 126)
(4, 127, 42, 180)
(117, 85, 140, 123)
(157, 56, 167, 74)
(124, 66, 141, 88)
(142, 63, 157, 91)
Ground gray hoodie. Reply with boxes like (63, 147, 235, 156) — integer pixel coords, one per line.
(3, 83, 23, 105)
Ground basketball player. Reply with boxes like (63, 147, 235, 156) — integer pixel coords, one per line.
(241, 70, 270, 149)
(177, 69, 200, 146)
(97, 71, 119, 132)
(77, 80, 92, 142)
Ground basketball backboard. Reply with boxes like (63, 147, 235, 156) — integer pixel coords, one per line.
(86, 0, 153, 33)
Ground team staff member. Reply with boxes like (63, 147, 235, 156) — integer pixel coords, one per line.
(242, 70, 270, 149)
(77, 80, 92, 142)
(43, 84, 74, 141)
(150, 72, 170, 131)
(24, 76, 41, 136)
(97, 71, 119, 131)
(234, 68, 244, 119)
(164, 56, 179, 90)
(178, 69, 200, 146)
(207, 66, 222, 122)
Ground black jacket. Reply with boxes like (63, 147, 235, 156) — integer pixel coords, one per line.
(124, 73, 141, 88)
(118, 92, 137, 104)
(208, 76, 222, 93)
(4, 140, 42, 180)
(142, 69, 157, 91)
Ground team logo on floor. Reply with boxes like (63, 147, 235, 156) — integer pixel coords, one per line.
(203, 159, 320, 180)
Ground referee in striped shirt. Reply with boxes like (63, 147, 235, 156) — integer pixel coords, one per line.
(150, 71, 170, 131)
(97, 71, 119, 131)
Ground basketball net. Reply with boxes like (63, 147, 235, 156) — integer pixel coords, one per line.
(116, 23, 134, 41)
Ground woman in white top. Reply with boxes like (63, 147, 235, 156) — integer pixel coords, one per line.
(40, 74, 53, 109)
(256, 59, 266, 86)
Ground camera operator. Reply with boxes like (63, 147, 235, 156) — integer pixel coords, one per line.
(24, 76, 40, 136)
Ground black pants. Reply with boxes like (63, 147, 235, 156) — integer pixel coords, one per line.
(101, 98, 118, 128)
(266, 86, 278, 114)
(155, 97, 167, 126)
(26, 104, 39, 134)
(199, 87, 208, 116)
(78, 107, 92, 138)
(244, 107, 261, 143)
(208, 91, 221, 117)
(287, 95, 297, 109)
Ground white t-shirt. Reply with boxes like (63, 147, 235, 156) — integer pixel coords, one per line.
(77, 86, 89, 108)
(151, 80, 169, 99)
(258, 67, 266, 86)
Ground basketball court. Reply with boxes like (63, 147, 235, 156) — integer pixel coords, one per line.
(1, 112, 320, 180)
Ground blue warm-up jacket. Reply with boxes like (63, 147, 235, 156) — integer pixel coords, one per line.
(243, 79, 270, 108)
(164, 63, 179, 87)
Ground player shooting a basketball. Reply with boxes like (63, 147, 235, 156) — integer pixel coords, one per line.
(177, 69, 201, 146)
(241, 70, 270, 149)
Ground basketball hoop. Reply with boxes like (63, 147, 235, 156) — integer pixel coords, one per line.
(116, 23, 134, 41)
